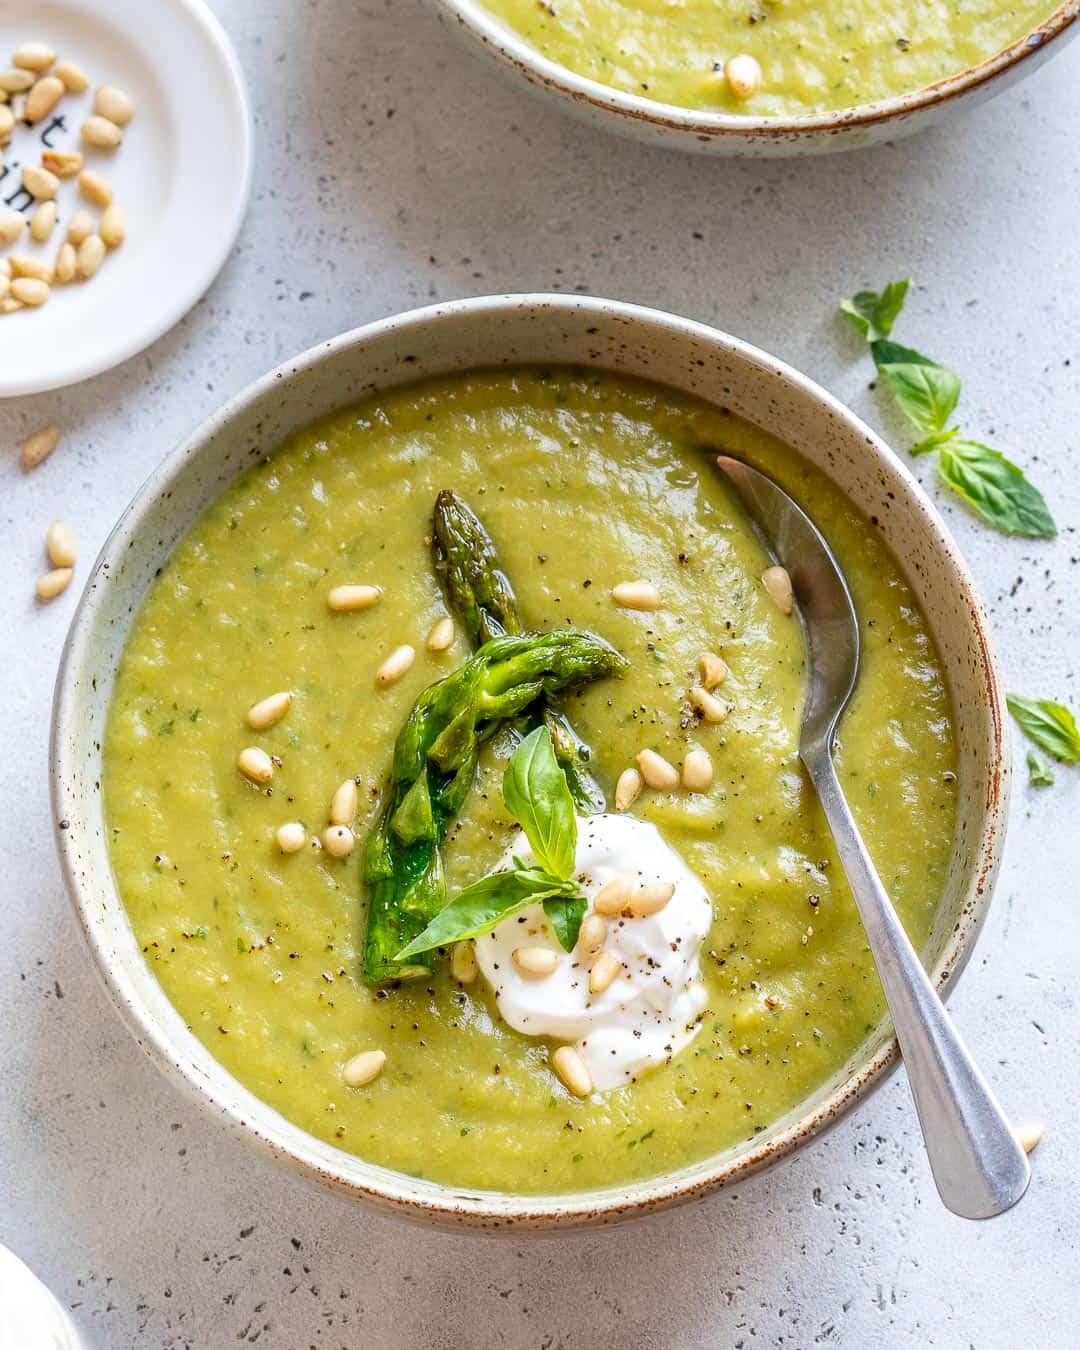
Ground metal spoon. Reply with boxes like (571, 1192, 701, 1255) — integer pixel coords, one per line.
(715, 454, 1030, 1220)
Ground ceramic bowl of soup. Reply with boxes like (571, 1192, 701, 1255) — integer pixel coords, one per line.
(431, 0, 1078, 154)
(52, 294, 1008, 1229)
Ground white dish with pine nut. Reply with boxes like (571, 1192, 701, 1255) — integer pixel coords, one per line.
(0, 0, 251, 396)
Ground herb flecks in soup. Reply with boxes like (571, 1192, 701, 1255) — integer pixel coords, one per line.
(481, 0, 1061, 116)
(104, 369, 957, 1193)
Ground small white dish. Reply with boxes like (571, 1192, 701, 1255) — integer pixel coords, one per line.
(0, 0, 252, 397)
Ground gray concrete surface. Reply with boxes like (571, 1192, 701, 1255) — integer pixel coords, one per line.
(2, 1, 1078, 1345)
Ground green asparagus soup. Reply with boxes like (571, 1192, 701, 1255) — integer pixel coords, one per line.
(481, 0, 1061, 116)
(104, 368, 957, 1194)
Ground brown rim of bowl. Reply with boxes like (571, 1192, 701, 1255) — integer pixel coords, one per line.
(50, 295, 1009, 1230)
(433, 0, 1079, 141)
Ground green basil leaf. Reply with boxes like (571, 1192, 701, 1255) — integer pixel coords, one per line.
(1007, 693, 1080, 762)
(878, 362, 961, 438)
(840, 280, 910, 341)
(910, 428, 959, 457)
(869, 338, 940, 370)
(543, 894, 587, 951)
(1026, 751, 1055, 787)
(938, 440, 1057, 539)
(394, 866, 577, 960)
(502, 725, 577, 879)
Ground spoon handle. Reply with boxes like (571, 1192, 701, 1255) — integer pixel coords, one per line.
(804, 750, 1030, 1219)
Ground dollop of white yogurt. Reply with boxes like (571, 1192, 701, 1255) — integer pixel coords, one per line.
(474, 813, 712, 1091)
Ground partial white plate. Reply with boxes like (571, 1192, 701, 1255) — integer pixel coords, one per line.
(0, 0, 252, 396)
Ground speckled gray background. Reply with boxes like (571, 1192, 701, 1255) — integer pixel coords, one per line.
(2, 1, 1079, 1346)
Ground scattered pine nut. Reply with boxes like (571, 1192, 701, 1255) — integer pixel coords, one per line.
(10, 254, 52, 281)
(329, 777, 359, 826)
(11, 276, 49, 306)
(762, 565, 794, 615)
(636, 747, 679, 790)
(1016, 1122, 1044, 1155)
(30, 200, 56, 242)
(612, 580, 661, 611)
(20, 425, 60, 468)
(683, 748, 714, 792)
(699, 651, 729, 690)
(81, 114, 122, 149)
(450, 940, 478, 984)
(246, 690, 293, 730)
(725, 53, 763, 99)
(46, 520, 76, 568)
(42, 149, 83, 177)
(53, 241, 76, 284)
(0, 298, 22, 316)
(22, 163, 59, 199)
(343, 1049, 386, 1088)
(629, 881, 676, 917)
(426, 616, 455, 652)
(321, 824, 355, 858)
(376, 644, 415, 687)
(593, 873, 634, 917)
(0, 105, 13, 138)
(614, 766, 643, 812)
(589, 950, 621, 995)
(54, 60, 89, 94)
(66, 209, 94, 244)
(326, 583, 380, 611)
(78, 170, 111, 207)
(0, 211, 23, 246)
(12, 43, 55, 72)
(689, 686, 731, 724)
(35, 567, 72, 600)
(75, 234, 105, 279)
(276, 821, 306, 854)
(94, 85, 134, 126)
(552, 1045, 592, 1097)
(577, 912, 607, 954)
(512, 946, 559, 976)
(25, 75, 64, 124)
(0, 69, 35, 94)
(237, 746, 274, 785)
(100, 202, 125, 248)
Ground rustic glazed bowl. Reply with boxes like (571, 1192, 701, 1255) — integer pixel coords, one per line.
(432, 0, 1079, 155)
(52, 295, 1009, 1230)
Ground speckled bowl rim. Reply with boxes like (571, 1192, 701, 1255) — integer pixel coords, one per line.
(51, 294, 1009, 1230)
(433, 0, 1079, 144)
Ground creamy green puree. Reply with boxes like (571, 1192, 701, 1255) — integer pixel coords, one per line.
(481, 0, 1059, 116)
(104, 369, 957, 1194)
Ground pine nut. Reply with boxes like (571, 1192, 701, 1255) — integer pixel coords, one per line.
(26, 75, 63, 123)
(1, 298, 23, 316)
(0, 69, 35, 94)
(30, 200, 56, 242)
(42, 149, 83, 177)
(614, 766, 643, 812)
(321, 824, 355, 858)
(46, 520, 76, 567)
(100, 202, 125, 248)
(0, 275, 8, 302)
(12, 43, 55, 72)
(1016, 1122, 1044, 1155)
(577, 912, 607, 954)
(326, 583, 380, 611)
(426, 616, 455, 652)
(10, 92, 28, 122)
(689, 686, 731, 724)
(78, 171, 111, 207)
(11, 276, 48, 306)
(22, 164, 59, 199)
(276, 821, 306, 854)
(53, 241, 76, 284)
(376, 644, 415, 687)
(683, 748, 714, 792)
(699, 651, 729, 690)
(35, 567, 72, 600)
(343, 1049, 385, 1088)
(76, 234, 105, 279)
(629, 881, 676, 917)
(725, 53, 763, 99)
(67, 208, 94, 244)
(94, 85, 134, 126)
(10, 254, 51, 281)
(0, 211, 23, 246)
(612, 580, 661, 611)
(512, 946, 559, 976)
(81, 114, 123, 149)
(450, 940, 478, 984)
(54, 60, 89, 94)
(593, 873, 634, 916)
(762, 565, 794, 615)
(636, 747, 679, 790)
(0, 105, 13, 138)
(329, 777, 359, 826)
(552, 1045, 592, 1097)
(20, 425, 60, 468)
(589, 950, 621, 994)
(0, 259, 8, 279)
(237, 746, 274, 785)
(246, 690, 293, 730)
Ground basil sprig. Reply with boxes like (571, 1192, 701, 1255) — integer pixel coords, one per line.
(395, 727, 586, 961)
(841, 282, 1056, 539)
(1007, 693, 1080, 763)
